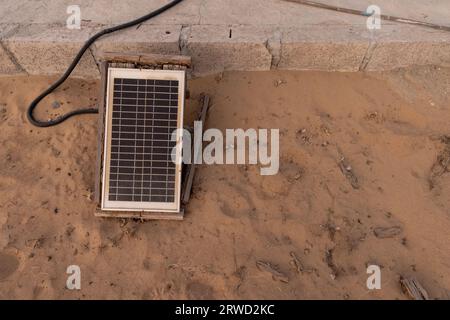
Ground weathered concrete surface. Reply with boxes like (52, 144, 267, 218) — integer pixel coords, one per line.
(92, 24, 182, 57)
(0, 25, 23, 74)
(278, 26, 370, 71)
(321, 0, 450, 28)
(2, 0, 448, 27)
(0, 46, 18, 74)
(3, 24, 99, 78)
(0, 0, 450, 77)
(184, 25, 273, 75)
(367, 25, 450, 70)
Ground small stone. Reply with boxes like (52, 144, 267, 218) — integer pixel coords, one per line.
(215, 72, 224, 83)
(52, 101, 61, 109)
(274, 79, 286, 87)
(374, 226, 402, 238)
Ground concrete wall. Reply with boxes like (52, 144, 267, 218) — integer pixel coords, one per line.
(1, 0, 450, 78)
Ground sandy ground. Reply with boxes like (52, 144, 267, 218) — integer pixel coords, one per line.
(0, 66, 450, 300)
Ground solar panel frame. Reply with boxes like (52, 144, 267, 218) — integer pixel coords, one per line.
(101, 67, 185, 213)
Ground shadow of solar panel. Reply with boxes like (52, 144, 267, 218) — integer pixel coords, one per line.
(101, 68, 185, 212)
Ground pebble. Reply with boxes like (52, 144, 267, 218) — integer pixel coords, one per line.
(52, 101, 61, 109)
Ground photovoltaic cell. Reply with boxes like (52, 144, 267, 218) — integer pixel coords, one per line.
(107, 77, 179, 204)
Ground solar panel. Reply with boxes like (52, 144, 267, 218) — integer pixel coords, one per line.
(101, 68, 185, 213)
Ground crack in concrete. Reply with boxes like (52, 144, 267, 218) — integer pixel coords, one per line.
(178, 25, 190, 55)
(359, 40, 378, 71)
(198, 0, 207, 25)
(88, 46, 101, 74)
(265, 30, 282, 69)
(0, 41, 26, 74)
(0, 24, 27, 73)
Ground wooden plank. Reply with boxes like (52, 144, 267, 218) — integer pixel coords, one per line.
(97, 52, 191, 67)
(94, 62, 108, 204)
(400, 277, 430, 300)
(94, 208, 184, 221)
(182, 95, 210, 204)
(256, 261, 289, 283)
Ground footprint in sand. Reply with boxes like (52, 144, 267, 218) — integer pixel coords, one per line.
(0, 252, 19, 280)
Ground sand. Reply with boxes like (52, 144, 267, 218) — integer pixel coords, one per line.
(0, 66, 450, 299)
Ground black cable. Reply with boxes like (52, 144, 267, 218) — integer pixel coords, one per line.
(27, 0, 185, 127)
